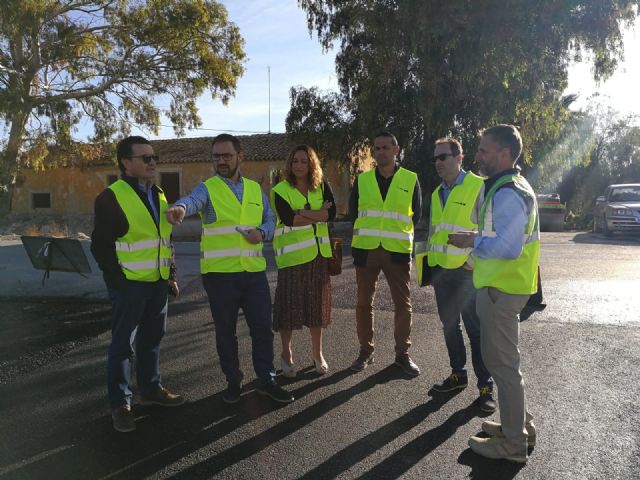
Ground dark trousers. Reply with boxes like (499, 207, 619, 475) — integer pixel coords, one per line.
(202, 271, 275, 386)
(432, 266, 493, 389)
(107, 280, 167, 410)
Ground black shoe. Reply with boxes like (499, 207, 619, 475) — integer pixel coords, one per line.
(433, 373, 468, 393)
(477, 387, 497, 413)
(350, 351, 374, 372)
(222, 372, 244, 403)
(256, 381, 294, 404)
(394, 354, 420, 376)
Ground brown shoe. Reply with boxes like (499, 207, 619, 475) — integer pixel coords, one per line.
(139, 387, 185, 407)
(112, 405, 135, 433)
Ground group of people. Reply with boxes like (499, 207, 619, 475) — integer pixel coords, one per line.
(91, 124, 540, 464)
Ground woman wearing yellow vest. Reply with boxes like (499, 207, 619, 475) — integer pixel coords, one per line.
(272, 145, 336, 376)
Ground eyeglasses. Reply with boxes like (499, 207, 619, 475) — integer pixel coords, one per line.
(433, 153, 454, 162)
(130, 154, 159, 164)
(213, 153, 235, 162)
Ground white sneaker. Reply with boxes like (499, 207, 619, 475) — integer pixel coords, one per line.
(280, 355, 296, 378)
(313, 357, 329, 375)
(481, 420, 537, 447)
(468, 435, 528, 463)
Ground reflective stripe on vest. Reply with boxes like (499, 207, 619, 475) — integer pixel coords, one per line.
(270, 180, 331, 269)
(352, 167, 416, 253)
(473, 174, 540, 295)
(427, 172, 484, 269)
(200, 176, 266, 273)
(108, 180, 172, 282)
(201, 248, 264, 259)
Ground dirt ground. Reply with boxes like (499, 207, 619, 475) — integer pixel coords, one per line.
(0, 298, 111, 385)
(0, 213, 94, 241)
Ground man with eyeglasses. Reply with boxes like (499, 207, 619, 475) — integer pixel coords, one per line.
(421, 138, 495, 413)
(91, 136, 184, 433)
(166, 133, 294, 405)
(449, 125, 539, 463)
(349, 131, 422, 376)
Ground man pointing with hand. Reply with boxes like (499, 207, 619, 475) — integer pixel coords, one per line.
(166, 133, 293, 405)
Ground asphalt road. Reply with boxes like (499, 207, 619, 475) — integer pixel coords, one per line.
(1, 232, 639, 480)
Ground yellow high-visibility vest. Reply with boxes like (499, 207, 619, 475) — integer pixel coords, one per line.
(473, 174, 540, 294)
(271, 180, 331, 269)
(352, 167, 416, 253)
(427, 172, 484, 269)
(200, 176, 266, 273)
(109, 180, 172, 281)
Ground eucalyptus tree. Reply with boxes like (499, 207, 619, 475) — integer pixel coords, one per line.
(0, 0, 246, 208)
(291, 0, 639, 192)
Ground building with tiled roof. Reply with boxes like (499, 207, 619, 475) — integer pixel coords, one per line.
(11, 133, 373, 219)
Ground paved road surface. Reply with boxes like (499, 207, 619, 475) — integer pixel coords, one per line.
(1, 232, 639, 479)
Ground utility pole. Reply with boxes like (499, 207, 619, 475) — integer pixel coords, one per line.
(268, 66, 271, 134)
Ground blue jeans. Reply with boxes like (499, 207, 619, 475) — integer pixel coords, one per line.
(202, 271, 276, 386)
(432, 266, 493, 389)
(107, 280, 167, 410)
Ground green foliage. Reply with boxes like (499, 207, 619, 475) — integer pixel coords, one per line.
(557, 105, 640, 226)
(0, 0, 246, 205)
(286, 86, 366, 171)
(293, 0, 640, 193)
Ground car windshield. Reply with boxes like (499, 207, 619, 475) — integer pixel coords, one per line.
(610, 186, 640, 202)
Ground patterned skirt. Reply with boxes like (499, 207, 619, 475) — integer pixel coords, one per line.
(273, 255, 332, 331)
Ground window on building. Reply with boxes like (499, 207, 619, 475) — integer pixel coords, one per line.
(106, 174, 118, 185)
(160, 172, 180, 204)
(32, 192, 51, 209)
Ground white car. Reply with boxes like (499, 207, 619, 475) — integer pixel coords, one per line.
(593, 184, 640, 235)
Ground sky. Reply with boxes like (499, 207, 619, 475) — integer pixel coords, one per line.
(126, 1, 639, 140)
(143, 0, 338, 139)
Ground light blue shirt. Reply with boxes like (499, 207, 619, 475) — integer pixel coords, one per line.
(439, 169, 467, 206)
(473, 188, 529, 259)
(175, 175, 276, 241)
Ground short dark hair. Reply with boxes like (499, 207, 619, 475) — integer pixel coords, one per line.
(116, 136, 151, 174)
(212, 133, 243, 154)
(434, 137, 462, 156)
(373, 131, 399, 146)
(482, 124, 522, 162)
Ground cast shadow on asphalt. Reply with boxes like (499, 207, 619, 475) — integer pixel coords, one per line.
(1, 366, 492, 479)
(571, 231, 640, 245)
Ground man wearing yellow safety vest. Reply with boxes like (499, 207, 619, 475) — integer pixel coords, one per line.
(349, 131, 422, 376)
(449, 125, 539, 464)
(91, 136, 184, 433)
(166, 133, 294, 405)
(425, 137, 495, 413)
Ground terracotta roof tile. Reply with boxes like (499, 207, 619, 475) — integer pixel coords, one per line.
(151, 133, 292, 164)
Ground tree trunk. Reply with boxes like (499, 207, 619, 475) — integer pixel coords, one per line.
(0, 110, 29, 213)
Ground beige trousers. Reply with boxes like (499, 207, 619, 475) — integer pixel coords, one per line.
(476, 287, 534, 446)
(355, 247, 412, 355)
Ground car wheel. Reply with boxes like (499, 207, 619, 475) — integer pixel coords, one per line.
(603, 216, 613, 237)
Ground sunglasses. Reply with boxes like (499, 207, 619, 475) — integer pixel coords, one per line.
(432, 153, 454, 163)
(130, 154, 159, 164)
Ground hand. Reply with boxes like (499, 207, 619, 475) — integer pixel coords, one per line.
(448, 231, 476, 248)
(321, 201, 332, 210)
(245, 228, 263, 244)
(168, 279, 180, 298)
(166, 205, 186, 225)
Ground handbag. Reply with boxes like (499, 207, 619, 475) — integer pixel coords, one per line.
(328, 237, 343, 276)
